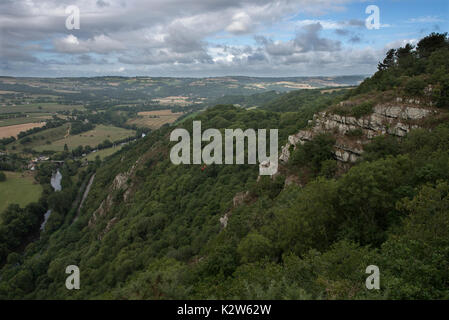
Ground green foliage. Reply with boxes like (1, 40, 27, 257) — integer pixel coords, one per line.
(262, 88, 347, 113)
(290, 133, 335, 175)
(333, 101, 374, 118)
(354, 32, 449, 104)
(237, 232, 274, 264)
(381, 181, 449, 299)
(1, 34, 448, 300)
(362, 135, 401, 162)
(345, 128, 363, 138)
(404, 76, 426, 96)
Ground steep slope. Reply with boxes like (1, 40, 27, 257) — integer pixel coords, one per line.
(1, 33, 448, 300)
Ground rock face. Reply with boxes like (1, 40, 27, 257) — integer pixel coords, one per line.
(278, 100, 436, 169)
(220, 191, 250, 229)
(88, 158, 142, 229)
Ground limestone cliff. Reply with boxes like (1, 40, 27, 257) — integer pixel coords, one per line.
(278, 98, 437, 167)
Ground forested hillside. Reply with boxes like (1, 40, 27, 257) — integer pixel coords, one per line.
(0, 33, 448, 300)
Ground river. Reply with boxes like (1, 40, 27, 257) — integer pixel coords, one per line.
(50, 170, 62, 191)
(40, 169, 62, 231)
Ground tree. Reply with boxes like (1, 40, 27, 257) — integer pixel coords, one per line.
(237, 232, 273, 263)
(416, 32, 449, 58)
(377, 48, 396, 71)
(291, 133, 335, 175)
(381, 181, 449, 299)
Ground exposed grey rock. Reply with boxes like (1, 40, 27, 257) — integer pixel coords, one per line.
(274, 102, 435, 168)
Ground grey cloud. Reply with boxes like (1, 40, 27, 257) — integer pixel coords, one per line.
(96, 0, 110, 8)
(0, 0, 384, 77)
(335, 29, 349, 36)
(294, 23, 341, 52)
(349, 35, 361, 43)
(346, 19, 365, 27)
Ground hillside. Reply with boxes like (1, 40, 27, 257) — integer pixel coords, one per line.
(0, 33, 448, 300)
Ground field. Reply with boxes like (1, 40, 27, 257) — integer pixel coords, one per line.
(127, 109, 183, 129)
(0, 171, 43, 212)
(7, 123, 70, 152)
(152, 96, 192, 106)
(34, 124, 135, 152)
(85, 145, 124, 161)
(0, 103, 84, 114)
(0, 114, 52, 128)
(0, 122, 46, 139)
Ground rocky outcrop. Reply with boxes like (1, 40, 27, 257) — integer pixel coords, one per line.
(278, 100, 436, 169)
(88, 158, 142, 229)
(99, 217, 118, 240)
(233, 191, 249, 207)
(220, 191, 250, 229)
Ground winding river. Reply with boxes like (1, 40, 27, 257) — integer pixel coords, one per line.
(40, 170, 62, 231)
(50, 170, 62, 191)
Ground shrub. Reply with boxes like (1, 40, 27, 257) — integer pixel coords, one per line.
(351, 102, 374, 118)
(345, 128, 363, 137)
(404, 77, 426, 96)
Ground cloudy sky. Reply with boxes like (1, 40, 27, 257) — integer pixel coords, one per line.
(0, 0, 448, 77)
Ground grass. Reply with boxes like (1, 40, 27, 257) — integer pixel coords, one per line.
(85, 145, 124, 161)
(0, 116, 48, 127)
(7, 123, 70, 153)
(0, 122, 46, 139)
(127, 110, 183, 129)
(175, 111, 201, 124)
(0, 171, 43, 212)
(34, 124, 135, 152)
(0, 103, 84, 114)
(332, 101, 374, 118)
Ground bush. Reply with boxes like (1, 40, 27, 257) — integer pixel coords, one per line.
(333, 101, 374, 118)
(345, 128, 363, 137)
(291, 133, 336, 175)
(351, 102, 374, 118)
(404, 77, 426, 96)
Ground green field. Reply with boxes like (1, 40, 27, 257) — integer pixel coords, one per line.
(0, 172, 43, 212)
(34, 124, 135, 152)
(0, 103, 84, 114)
(85, 144, 124, 161)
(7, 123, 70, 152)
(0, 115, 50, 127)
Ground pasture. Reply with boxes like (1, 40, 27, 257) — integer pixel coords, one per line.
(0, 122, 46, 139)
(128, 109, 183, 129)
(34, 124, 135, 152)
(6, 123, 70, 152)
(0, 103, 84, 114)
(0, 171, 43, 213)
(85, 144, 124, 161)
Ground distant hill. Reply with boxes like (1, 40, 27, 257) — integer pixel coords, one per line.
(1, 33, 448, 300)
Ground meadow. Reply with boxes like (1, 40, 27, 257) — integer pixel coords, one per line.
(0, 122, 46, 139)
(0, 102, 84, 114)
(34, 124, 135, 152)
(127, 109, 183, 129)
(6, 123, 70, 152)
(85, 144, 124, 161)
(0, 171, 43, 212)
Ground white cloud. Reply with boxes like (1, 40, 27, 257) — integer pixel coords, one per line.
(1, 0, 407, 77)
(408, 16, 444, 23)
(53, 34, 125, 53)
